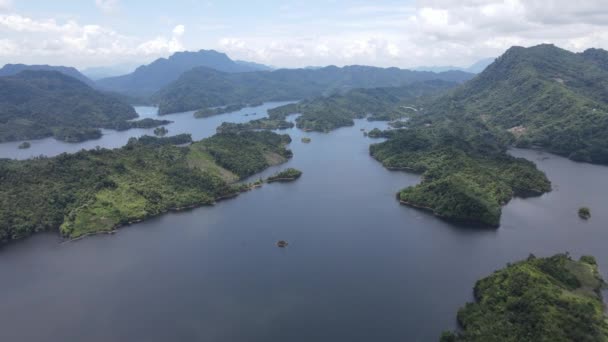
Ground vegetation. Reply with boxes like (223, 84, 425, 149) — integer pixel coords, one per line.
(301, 137, 311, 143)
(0, 70, 139, 142)
(267, 168, 302, 182)
(367, 128, 383, 138)
(423, 44, 608, 164)
(0, 131, 292, 242)
(18, 141, 31, 149)
(441, 253, 608, 341)
(154, 126, 168, 136)
(263, 80, 456, 132)
(216, 118, 294, 133)
(153, 66, 471, 114)
(0, 63, 93, 86)
(111, 118, 172, 131)
(579, 207, 591, 220)
(370, 120, 551, 226)
(194, 103, 247, 118)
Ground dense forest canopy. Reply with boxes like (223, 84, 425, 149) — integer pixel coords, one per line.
(0, 131, 292, 242)
(370, 119, 551, 226)
(421, 44, 608, 164)
(441, 254, 608, 341)
(0, 70, 164, 142)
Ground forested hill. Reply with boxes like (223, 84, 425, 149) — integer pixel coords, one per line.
(0, 63, 94, 86)
(153, 65, 473, 114)
(96, 49, 271, 97)
(0, 70, 141, 142)
(424, 44, 608, 164)
(0, 131, 292, 243)
(442, 254, 608, 341)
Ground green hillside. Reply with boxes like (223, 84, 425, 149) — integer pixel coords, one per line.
(441, 254, 608, 342)
(425, 44, 608, 164)
(0, 131, 292, 242)
(0, 70, 161, 142)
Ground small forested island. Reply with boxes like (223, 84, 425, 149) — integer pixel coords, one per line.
(301, 137, 311, 143)
(18, 141, 31, 149)
(0, 131, 292, 243)
(194, 103, 247, 118)
(266, 168, 302, 182)
(216, 118, 294, 133)
(367, 128, 383, 138)
(441, 253, 608, 341)
(154, 126, 169, 136)
(579, 207, 591, 220)
(111, 118, 172, 131)
(0, 70, 139, 143)
(370, 120, 551, 227)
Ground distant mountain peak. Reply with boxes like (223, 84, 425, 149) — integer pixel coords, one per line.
(96, 49, 273, 96)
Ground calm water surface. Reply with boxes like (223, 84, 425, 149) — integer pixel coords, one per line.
(0, 105, 607, 341)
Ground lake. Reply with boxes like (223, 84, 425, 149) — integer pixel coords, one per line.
(0, 105, 607, 341)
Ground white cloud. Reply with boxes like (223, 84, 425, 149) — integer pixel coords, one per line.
(2, 1, 608, 69)
(95, 0, 120, 14)
(172, 24, 185, 36)
(217, 0, 608, 68)
(0, 14, 186, 67)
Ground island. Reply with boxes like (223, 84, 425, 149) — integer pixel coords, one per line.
(370, 121, 551, 227)
(276, 240, 288, 248)
(367, 128, 383, 138)
(266, 168, 302, 183)
(154, 126, 169, 136)
(578, 207, 591, 220)
(110, 118, 173, 131)
(18, 141, 31, 149)
(194, 103, 247, 118)
(0, 131, 293, 243)
(301, 137, 311, 143)
(216, 118, 294, 133)
(441, 253, 608, 341)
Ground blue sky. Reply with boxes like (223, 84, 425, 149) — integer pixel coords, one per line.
(1, 0, 607, 69)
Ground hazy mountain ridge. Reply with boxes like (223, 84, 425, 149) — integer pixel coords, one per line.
(414, 57, 495, 74)
(0, 70, 138, 142)
(153, 64, 474, 114)
(95, 50, 272, 96)
(0, 64, 94, 86)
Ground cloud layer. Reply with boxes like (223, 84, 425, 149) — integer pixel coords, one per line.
(219, 0, 608, 68)
(0, 12, 185, 67)
(0, 0, 607, 68)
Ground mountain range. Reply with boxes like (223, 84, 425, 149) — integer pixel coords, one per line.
(153, 65, 474, 114)
(95, 50, 272, 96)
(0, 64, 94, 86)
(414, 57, 495, 74)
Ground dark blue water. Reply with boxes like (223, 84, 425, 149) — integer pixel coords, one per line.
(0, 106, 607, 342)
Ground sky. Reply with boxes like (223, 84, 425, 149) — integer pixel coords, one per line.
(0, 0, 607, 70)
